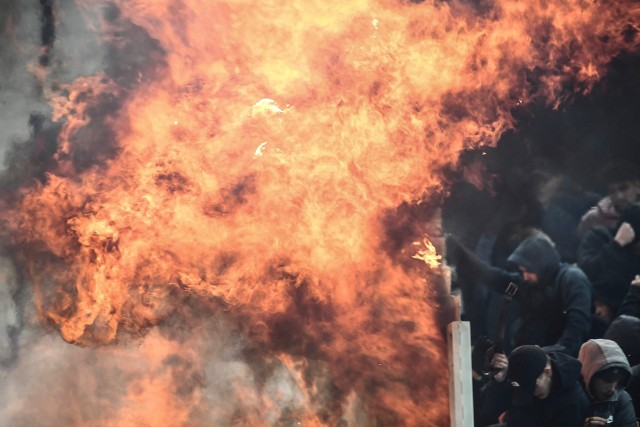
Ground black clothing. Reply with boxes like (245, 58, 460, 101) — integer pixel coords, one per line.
(539, 180, 599, 264)
(604, 313, 640, 421)
(577, 226, 640, 313)
(586, 391, 637, 427)
(479, 351, 589, 427)
(605, 314, 640, 366)
(448, 235, 592, 356)
(627, 365, 640, 422)
(619, 286, 640, 319)
(443, 181, 497, 341)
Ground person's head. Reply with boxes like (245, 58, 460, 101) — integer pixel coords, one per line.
(604, 315, 640, 366)
(518, 266, 539, 285)
(599, 161, 640, 213)
(578, 339, 631, 402)
(589, 367, 628, 401)
(508, 234, 559, 285)
(507, 345, 553, 405)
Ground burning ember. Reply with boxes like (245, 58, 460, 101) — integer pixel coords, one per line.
(0, 0, 638, 425)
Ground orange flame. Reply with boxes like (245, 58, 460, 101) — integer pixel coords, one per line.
(2, 0, 639, 425)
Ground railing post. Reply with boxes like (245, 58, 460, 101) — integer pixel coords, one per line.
(448, 320, 474, 427)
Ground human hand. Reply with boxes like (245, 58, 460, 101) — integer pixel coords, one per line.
(490, 352, 508, 383)
(584, 416, 610, 426)
(594, 301, 614, 323)
(472, 335, 494, 374)
(632, 274, 640, 287)
(614, 222, 636, 246)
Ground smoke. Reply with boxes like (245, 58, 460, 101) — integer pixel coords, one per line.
(0, 1, 48, 155)
(0, 0, 113, 392)
(0, 314, 341, 426)
(1, 0, 639, 425)
(0, 257, 18, 365)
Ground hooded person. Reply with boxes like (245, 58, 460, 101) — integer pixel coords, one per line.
(605, 315, 640, 422)
(578, 160, 640, 239)
(578, 203, 640, 322)
(619, 274, 640, 319)
(578, 339, 637, 427)
(447, 233, 592, 356)
(605, 315, 640, 366)
(480, 345, 589, 427)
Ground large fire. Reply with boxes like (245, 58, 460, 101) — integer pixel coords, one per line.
(0, 0, 638, 425)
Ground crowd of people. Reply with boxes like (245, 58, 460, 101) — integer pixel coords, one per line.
(444, 156, 640, 426)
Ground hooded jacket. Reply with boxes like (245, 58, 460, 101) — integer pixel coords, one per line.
(578, 339, 636, 427)
(578, 196, 621, 239)
(449, 235, 592, 356)
(605, 315, 640, 421)
(629, 365, 640, 423)
(577, 225, 640, 314)
(500, 351, 589, 427)
(478, 350, 589, 427)
(619, 284, 640, 319)
(605, 315, 640, 366)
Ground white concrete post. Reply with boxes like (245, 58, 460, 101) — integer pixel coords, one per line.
(448, 320, 474, 427)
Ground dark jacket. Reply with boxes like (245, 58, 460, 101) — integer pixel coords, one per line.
(480, 351, 589, 427)
(449, 235, 592, 356)
(619, 286, 640, 319)
(578, 196, 622, 239)
(578, 339, 637, 427)
(577, 226, 640, 313)
(540, 178, 599, 263)
(628, 365, 640, 422)
(605, 315, 640, 420)
(605, 314, 640, 366)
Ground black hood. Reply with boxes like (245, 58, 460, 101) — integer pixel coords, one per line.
(605, 315, 640, 366)
(508, 235, 561, 284)
(549, 350, 583, 393)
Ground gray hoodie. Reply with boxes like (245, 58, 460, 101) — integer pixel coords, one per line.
(578, 339, 637, 427)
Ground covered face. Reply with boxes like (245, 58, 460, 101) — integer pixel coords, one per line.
(507, 235, 560, 285)
(507, 345, 549, 405)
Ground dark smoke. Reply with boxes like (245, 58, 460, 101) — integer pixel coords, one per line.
(38, 0, 55, 66)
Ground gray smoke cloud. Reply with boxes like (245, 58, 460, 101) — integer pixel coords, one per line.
(0, 1, 47, 154)
(0, 309, 334, 425)
(0, 0, 104, 165)
(0, 257, 18, 364)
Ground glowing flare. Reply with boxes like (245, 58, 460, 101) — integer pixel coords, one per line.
(412, 238, 442, 269)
